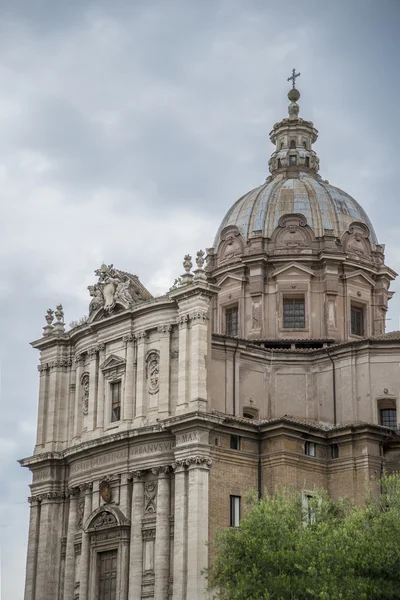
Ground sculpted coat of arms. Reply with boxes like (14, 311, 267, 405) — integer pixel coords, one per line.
(87, 263, 153, 315)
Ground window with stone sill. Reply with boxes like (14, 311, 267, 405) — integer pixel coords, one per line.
(380, 408, 397, 429)
(225, 305, 239, 337)
(350, 304, 364, 336)
(230, 435, 241, 450)
(283, 297, 305, 329)
(230, 495, 241, 527)
(305, 441, 316, 457)
(110, 381, 121, 422)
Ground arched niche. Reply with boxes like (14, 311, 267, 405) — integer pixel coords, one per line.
(217, 225, 244, 266)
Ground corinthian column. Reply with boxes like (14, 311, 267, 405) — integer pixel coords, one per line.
(187, 457, 212, 600)
(63, 488, 79, 600)
(123, 334, 135, 421)
(154, 467, 171, 600)
(78, 483, 92, 600)
(24, 496, 41, 600)
(128, 471, 145, 600)
(172, 461, 188, 600)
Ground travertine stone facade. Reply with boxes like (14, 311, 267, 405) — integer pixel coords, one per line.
(21, 83, 400, 600)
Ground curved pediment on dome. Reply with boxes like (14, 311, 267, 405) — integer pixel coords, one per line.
(217, 226, 244, 266)
(270, 213, 315, 254)
(341, 222, 373, 262)
(87, 263, 153, 322)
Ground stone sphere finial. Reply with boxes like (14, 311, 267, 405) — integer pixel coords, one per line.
(288, 88, 300, 103)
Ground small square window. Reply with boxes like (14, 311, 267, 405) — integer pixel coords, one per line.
(226, 306, 239, 337)
(283, 297, 305, 329)
(305, 441, 316, 457)
(230, 495, 241, 527)
(230, 435, 240, 450)
(351, 305, 364, 336)
(380, 408, 397, 429)
(331, 444, 339, 459)
(110, 381, 121, 422)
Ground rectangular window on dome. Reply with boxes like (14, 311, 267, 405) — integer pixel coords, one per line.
(350, 305, 364, 336)
(289, 155, 297, 166)
(110, 381, 121, 422)
(283, 297, 305, 329)
(226, 306, 239, 337)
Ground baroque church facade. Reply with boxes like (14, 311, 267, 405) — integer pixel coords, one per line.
(21, 80, 400, 600)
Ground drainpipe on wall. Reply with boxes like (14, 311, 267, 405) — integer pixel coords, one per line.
(326, 348, 337, 426)
(232, 339, 240, 416)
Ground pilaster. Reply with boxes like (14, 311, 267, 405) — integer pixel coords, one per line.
(78, 483, 92, 600)
(86, 347, 98, 431)
(63, 488, 79, 600)
(187, 456, 212, 600)
(73, 354, 85, 440)
(158, 325, 172, 418)
(134, 332, 148, 424)
(36, 364, 49, 449)
(35, 491, 64, 600)
(128, 471, 145, 599)
(177, 315, 189, 414)
(24, 495, 41, 600)
(154, 467, 171, 600)
(172, 461, 188, 600)
(123, 334, 135, 421)
(96, 344, 106, 431)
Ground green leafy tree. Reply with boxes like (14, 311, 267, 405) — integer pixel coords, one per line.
(206, 475, 400, 600)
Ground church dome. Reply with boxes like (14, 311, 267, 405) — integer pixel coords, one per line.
(213, 174, 378, 248)
(213, 78, 378, 250)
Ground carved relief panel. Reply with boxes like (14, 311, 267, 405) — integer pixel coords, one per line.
(146, 350, 160, 396)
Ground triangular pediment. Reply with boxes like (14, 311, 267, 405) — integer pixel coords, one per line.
(218, 273, 245, 286)
(100, 354, 126, 372)
(272, 262, 314, 278)
(343, 270, 375, 287)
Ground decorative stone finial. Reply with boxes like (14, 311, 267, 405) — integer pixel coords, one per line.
(183, 254, 193, 273)
(194, 250, 207, 281)
(53, 304, 65, 334)
(196, 250, 205, 269)
(43, 309, 54, 337)
(180, 254, 194, 286)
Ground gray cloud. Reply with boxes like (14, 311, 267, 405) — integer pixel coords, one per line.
(1, 1, 399, 596)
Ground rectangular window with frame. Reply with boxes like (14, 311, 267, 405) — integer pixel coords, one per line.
(110, 381, 121, 422)
(305, 441, 316, 457)
(331, 444, 339, 459)
(230, 495, 241, 527)
(283, 297, 305, 329)
(351, 305, 364, 336)
(226, 306, 239, 337)
(380, 408, 397, 428)
(230, 435, 241, 450)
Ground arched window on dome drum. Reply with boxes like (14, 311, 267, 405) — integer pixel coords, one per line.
(280, 141, 284, 149)
(303, 141, 307, 149)
(277, 158, 282, 168)
(290, 139, 296, 149)
(305, 157, 310, 168)
(289, 155, 297, 166)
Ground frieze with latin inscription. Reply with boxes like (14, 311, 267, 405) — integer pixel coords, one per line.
(69, 441, 174, 475)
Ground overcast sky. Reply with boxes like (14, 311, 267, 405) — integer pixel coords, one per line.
(1, 0, 400, 596)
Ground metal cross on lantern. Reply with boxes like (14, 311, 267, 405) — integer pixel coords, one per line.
(287, 68, 300, 89)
